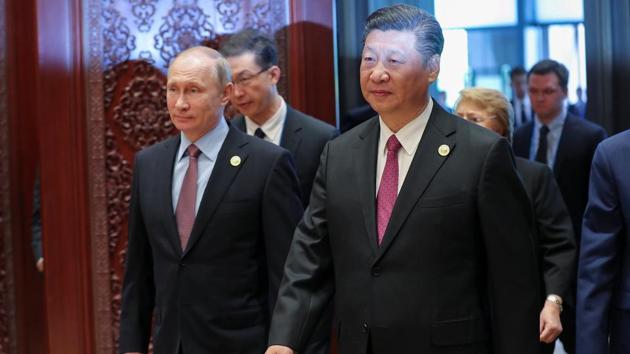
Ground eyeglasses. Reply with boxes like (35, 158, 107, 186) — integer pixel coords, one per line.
(233, 67, 271, 87)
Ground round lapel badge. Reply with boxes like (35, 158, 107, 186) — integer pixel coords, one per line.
(230, 155, 241, 167)
(438, 144, 450, 157)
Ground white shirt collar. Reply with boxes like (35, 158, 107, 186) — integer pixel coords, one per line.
(378, 98, 433, 156)
(244, 97, 286, 144)
(177, 117, 229, 162)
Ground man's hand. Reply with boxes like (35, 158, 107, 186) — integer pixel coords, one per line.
(36, 258, 44, 272)
(539, 301, 562, 343)
(265, 345, 295, 354)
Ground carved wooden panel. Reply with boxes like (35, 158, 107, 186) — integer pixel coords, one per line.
(104, 60, 173, 351)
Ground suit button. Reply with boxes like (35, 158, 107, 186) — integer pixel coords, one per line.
(362, 322, 369, 333)
(179, 262, 186, 268)
(371, 266, 381, 277)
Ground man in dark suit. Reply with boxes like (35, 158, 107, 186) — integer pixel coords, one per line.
(265, 5, 540, 354)
(510, 66, 534, 128)
(513, 59, 607, 353)
(118, 46, 303, 354)
(577, 130, 630, 354)
(220, 29, 337, 206)
(455, 87, 576, 354)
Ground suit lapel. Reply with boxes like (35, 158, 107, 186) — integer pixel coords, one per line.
(158, 136, 185, 256)
(230, 116, 246, 132)
(280, 107, 302, 156)
(354, 118, 380, 256)
(552, 114, 574, 178)
(182, 126, 249, 256)
(514, 122, 534, 157)
(375, 105, 456, 262)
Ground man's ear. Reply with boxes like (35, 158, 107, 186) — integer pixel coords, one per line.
(221, 82, 233, 105)
(269, 65, 281, 85)
(427, 55, 440, 83)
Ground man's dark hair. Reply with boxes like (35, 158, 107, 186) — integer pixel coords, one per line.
(220, 28, 277, 69)
(528, 59, 569, 90)
(362, 4, 444, 67)
(509, 66, 527, 80)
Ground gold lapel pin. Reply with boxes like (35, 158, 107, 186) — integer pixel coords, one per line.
(230, 155, 241, 167)
(438, 144, 450, 157)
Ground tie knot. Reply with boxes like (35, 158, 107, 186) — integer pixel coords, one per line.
(540, 125, 549, 136)
(386, 134, 402, 153)
(187, 144, 201, 159)
(254, 128, 266, 139)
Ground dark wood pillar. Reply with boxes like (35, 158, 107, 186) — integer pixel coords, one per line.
(4, 0, 47, 352)
(287, 0, 336, 126)
(35, 0, 95, 352)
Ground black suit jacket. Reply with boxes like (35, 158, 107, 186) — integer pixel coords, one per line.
(515, 157, 576, 302)
(513, 114, 607, 243)
(118, 126, 303, 354)
(231, 106, 337, 206)
(269, 103, 541, 354)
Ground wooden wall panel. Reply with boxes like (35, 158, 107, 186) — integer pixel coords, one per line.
(0, 0, 16, 352)
(35, 0, 95, 352)
(288, 0, 336, 126)
(4, 0, 47, 353)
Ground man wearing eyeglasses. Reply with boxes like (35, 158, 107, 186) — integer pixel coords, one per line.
(513, 59, 607, 354)
(221, 29, 338, 207)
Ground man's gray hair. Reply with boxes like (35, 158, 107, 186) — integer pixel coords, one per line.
(363, 4, 444, 68)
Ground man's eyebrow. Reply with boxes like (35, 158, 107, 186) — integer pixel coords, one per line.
(363, 45, 406, 56)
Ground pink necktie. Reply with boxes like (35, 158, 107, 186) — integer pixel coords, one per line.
(376, 135, 402, 245)
(176, 144, 201, 250)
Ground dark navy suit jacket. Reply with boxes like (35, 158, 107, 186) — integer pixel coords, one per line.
(577, 129, 630, 354)
(513, 114, 607, 245)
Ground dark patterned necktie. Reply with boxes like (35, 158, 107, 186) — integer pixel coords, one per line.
(376, 135, 402, 245)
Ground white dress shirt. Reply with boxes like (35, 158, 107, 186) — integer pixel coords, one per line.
(172, 117, 229, 214)
(376, 99, 433, 193)
(513, 96, 532, 126)
(244, 97, 287, 146)
(529, 104, 568, 169)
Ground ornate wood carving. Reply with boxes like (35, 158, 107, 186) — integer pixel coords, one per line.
(86, 0, 115, 353)
(112, 62, 172, 150)
(154, 1, 216, 68)
(104, 60, 173, 352)
(130, 0, 158, 33)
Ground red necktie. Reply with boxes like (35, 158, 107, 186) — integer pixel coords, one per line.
(376, 135, 402, 245)
(176, 144, 201, 250)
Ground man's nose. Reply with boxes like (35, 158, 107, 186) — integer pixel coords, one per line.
(370, 62, 390, 83)
(175, 94, 189, 110)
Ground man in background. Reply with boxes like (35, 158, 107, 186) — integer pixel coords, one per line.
(510, 66, 533, 128)
(513, 59, 608, 354)
(221, 29, 337, 206)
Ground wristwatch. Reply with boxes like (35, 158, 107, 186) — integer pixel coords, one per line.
(546, 294, 563, 312)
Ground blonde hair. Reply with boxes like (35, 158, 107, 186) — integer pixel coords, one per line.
(454, 87, 514, 142)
